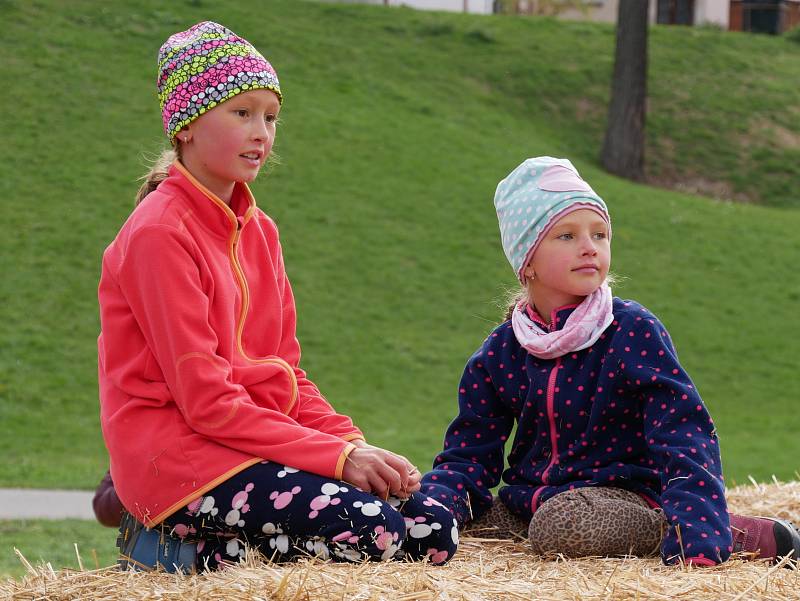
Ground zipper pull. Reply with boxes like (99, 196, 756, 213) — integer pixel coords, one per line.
(233, 216, 243, 246)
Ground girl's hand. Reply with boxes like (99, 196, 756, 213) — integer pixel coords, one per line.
(343, 442, 421, 499)
(405, 466, 422, 495)
(359, 441, 422, 496)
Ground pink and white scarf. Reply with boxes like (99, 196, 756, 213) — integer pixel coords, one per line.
(511, 282, 614, 360)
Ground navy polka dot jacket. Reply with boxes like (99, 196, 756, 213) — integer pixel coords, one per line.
(422, 298, 733, 565)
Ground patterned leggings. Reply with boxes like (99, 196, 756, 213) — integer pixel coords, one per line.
(469, 487, 666, 557)
(162, 461, 458, 570)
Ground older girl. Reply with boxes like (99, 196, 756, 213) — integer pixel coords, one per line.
(100, 21, 456, 572)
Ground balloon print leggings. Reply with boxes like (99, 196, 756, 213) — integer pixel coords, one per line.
(162, 461, 458, 570)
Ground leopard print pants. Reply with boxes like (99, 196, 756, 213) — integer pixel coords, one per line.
(466, 487, 667, 558)
(530, 487, 667, 557)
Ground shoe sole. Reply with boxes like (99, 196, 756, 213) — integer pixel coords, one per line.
(770, 518, 800, 569)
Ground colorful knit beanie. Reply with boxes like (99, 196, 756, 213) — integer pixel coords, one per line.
(157, 21, 282, 140)
(494, 157, 611, 283)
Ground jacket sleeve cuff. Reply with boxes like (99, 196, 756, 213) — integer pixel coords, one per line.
(420, 481, 472, 527)
(334, 442, 357, 480)
(685, 556, 718, 566)
(341, 433, 366, 443)
(663, 553, 719, 567)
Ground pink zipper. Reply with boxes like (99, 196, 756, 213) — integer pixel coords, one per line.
(541, 357, 561, 484)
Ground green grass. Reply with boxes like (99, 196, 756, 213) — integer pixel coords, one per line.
(0, 0, 798, 536)
(0, 520, 117, 579)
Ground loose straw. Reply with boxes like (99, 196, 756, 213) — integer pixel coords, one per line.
(2, 479, 800, 601)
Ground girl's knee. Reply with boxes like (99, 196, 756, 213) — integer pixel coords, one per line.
(400, 494, 459, 565)
(327, 497, 407, 562)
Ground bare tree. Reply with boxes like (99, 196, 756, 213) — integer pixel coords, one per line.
(601, 0, 648, 180)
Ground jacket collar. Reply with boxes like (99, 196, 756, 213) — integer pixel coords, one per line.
(524, 303, 579, 333)
(164, 160, 258, 237)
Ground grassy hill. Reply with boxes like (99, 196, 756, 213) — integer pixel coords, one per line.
(0, 0, 799, 500)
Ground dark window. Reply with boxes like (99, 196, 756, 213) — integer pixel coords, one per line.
(742, 1, 781, 34)
(657, 0, 695, 25)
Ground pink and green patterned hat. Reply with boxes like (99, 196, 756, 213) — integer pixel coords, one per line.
(157, 21, 282, 140)
(494, 157, 611, 283)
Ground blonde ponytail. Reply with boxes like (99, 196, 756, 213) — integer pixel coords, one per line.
(135, 148, 178, 205)
(503, 288, 528, 322)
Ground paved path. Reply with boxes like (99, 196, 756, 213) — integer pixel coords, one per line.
(0, 489, 95, 520)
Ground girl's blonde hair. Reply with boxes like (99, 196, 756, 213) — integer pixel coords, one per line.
(135, 147, 180, 205)
(502, 273, 619, 321)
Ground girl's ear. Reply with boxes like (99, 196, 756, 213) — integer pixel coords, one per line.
(523, 264, 536, 281)
(177, 126, 192, 144)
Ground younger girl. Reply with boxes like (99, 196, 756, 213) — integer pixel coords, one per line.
(421, 156, 800, 566)
(99, 21, 457, 572)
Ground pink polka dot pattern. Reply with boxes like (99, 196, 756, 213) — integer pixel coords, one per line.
(421, 298, 732, 565)
(157, 21, 282, 140)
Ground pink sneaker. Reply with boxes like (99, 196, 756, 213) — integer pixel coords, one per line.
(729, 513, 800, 567)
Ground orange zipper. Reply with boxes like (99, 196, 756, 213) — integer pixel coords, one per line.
(175, 162, 299, 414)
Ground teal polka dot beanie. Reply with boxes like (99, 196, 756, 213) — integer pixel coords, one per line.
(494, 157, 611, 283)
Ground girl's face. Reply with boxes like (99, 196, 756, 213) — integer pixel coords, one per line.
(178, 89, 281, 202)
(523, 208, 611, 308)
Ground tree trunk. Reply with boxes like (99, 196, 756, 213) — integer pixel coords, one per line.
(601, 0, 648, 181)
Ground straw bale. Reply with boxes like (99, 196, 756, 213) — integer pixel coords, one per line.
(3, 480, 800, 601)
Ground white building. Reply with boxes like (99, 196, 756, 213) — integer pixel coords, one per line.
(396, 0, 495, 12)
(553, 0, 800, 34)
(316, 0, 800, 33)
(316, 0, 495, 14)
(552, 1, 730, 28)
(315, 1, 728, 24)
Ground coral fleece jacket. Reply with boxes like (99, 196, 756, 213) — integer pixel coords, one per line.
(98, 162, 362, 526)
